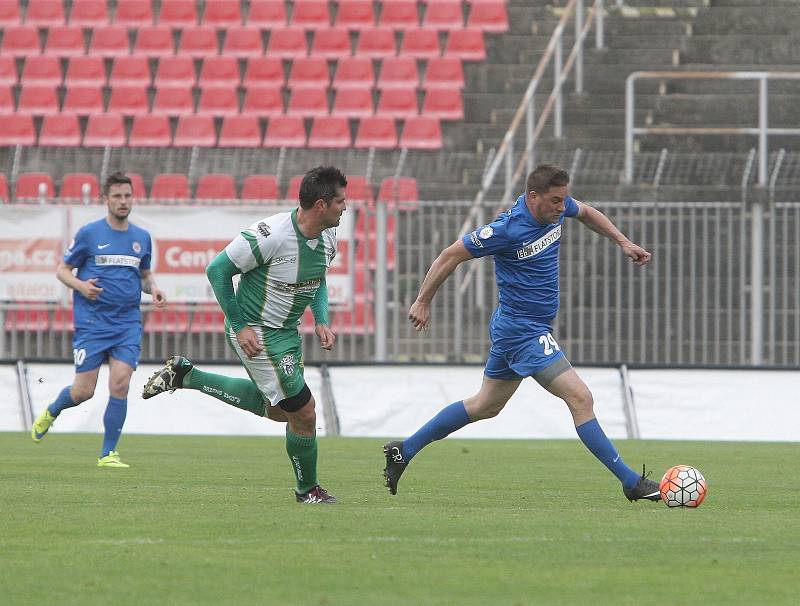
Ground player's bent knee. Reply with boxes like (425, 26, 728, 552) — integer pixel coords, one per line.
(277, 384, 313, 413)
(71, 389, 94, 403)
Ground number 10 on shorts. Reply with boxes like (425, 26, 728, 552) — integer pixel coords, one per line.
(539, 333, 560, 356)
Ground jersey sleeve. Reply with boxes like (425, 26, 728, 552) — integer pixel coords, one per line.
(224, 220, 280, 273)
(140, 232, 152, 271)
(63, 225, 90, 267)
(564, 195, 581, 218)
(462, 216, 512, 258)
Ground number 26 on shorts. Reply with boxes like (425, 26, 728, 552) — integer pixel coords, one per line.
(538, 333, 560, 356)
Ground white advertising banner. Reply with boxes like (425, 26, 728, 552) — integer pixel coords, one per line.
(0, 205, 354, 308)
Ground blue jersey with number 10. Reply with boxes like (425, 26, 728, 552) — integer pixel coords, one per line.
(64, 218, 152, 331)
(462, 194, 580, 323)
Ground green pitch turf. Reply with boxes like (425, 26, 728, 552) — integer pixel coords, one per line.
(2, 433, 798, 606)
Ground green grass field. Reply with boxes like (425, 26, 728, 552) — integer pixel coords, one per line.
(2, 433, 798, 606)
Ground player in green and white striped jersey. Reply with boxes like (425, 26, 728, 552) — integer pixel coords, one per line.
(143, 166, 347, 504)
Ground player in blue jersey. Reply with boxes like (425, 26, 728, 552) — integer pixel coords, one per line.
(383, 164, 662, 503)
(31, 172, 167, 467)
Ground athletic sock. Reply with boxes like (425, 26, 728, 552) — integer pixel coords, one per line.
(575, 418, 641, 489)
(182, 368, 267, 416)
(402, 400, 471, 462)
(47, 386, 79, 418)
(286, 429, 318, 494)
(101, 397, 127, 457)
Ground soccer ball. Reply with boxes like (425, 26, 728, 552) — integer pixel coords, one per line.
(659, 465, 707, 508)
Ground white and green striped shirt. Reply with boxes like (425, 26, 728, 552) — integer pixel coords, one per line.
(224, 209, 337, 329)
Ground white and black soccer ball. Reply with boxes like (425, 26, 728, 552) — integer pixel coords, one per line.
(659, 465, 708, 508)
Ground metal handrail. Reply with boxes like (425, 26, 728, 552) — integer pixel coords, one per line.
(624, 70, 800, 186)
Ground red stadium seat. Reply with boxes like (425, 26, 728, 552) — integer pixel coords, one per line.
(400, 115, 442, 149)
(421, 88, 463, 120)
(129, 115, 172, 146)
(110, 56, 151, 87)
(21, 56, 61, 86)
(145, 309, 190, 332)
(188, 309, 225, 333)
(344, 175, 374, 205)
(444, 29, 485, 61)
(332, 87, 373, 118)
(222, 26, 263, 57)
(199, 56, 239, 87)
(243, 57, 284, 88)
(264, 116, 306, 147)
(152, 85, 194, 115)
(45, 25, 85, 57)
(0, 85, 12, 113)
(69, 0, 108, 26)
(25, 0, 65, 26)
(336, 1, 374, 30)
(0, 114, 36, 147)
(197, 85, 239, 116)
(90, 26, 130, 57)
(247, 0, 287, 28)
(107, 85, 149, 114)
(290, 0, 330, 29)
(422, 56, 463, 89)
(287, 87, 329, 117)
(17, 85, 58, 115)
(378, 176, 419, 210)
(62, 85, 104, 114)
(127, 173, 147, 198)
(158, 0, 197, 27)
(155, 55, 195, 86)
(379, 1, 419, 29)
(241, 175, 279, 200)
(115, 0, 154, 27)
(65, 56, 106, 86)
(422, 1, 464, 31)
(308, 116, 351, 148)
(399, 28, 440, 59)
(331, 297, 374, 334)
(284, 175, 303, 200)
(377, 56, 418, 90)
(39, 114, 82, 146)
(265, 27, 307, 58)
(355, 27, 395, 59)
(354, 116, 397, 149)
(4, 309, 51, 332)
(332, 56, 374, 89)
(150, 173, 189, 200)
(60, 172, 100, 200)
(133, 25, 174, 57)
(467, 1, 509, 33)
(173, 114, 217, 147)
(15, 173, 55, 199)
(218, 115, 262, 147)
(0, 57, 16, 86)
(202, 0, 241, 27)
(195, 174, 237, 199)
(311, 27, 352, 59)
(288, 57, 329, 89)
(2, 26, 41, 57)
(0, 174, 7, 203)
(178, 26, 218, 56)
(376, 88, 417, 118)
(83, 114, 126, 146)
(242, 85, 284, 116)
(0, 0, 21, 25)
(52, 308, 74, 332)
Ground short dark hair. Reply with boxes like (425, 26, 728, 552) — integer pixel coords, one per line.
(298, 166, 347, 209)
(526, 164, 569, 196)
(104, 171, 133, 196)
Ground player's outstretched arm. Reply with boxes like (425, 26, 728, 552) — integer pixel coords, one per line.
(576, 203, 652, 266)
(409, 239, 473, 331)
(56, 261, 103, 300)
(140, 269, 167, 308)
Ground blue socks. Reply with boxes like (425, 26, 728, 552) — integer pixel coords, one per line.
(47, 386, 79, 418)
(101, 397, 127, 457)
(403, 401, 472, 461)
(576, 418, 641, 488)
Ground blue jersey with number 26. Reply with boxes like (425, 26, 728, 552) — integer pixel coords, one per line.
(462, 194, 580, 323)
(64, 218, 152, 331)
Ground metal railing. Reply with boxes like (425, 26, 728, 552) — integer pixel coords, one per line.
(625, 71, 800, 186)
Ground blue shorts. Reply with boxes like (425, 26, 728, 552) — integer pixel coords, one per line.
(484, 311, 567, 381)
(72, 323, 142, 372)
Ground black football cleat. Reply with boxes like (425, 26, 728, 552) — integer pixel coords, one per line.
(142, 355, 193, 399)
(295, 485, 337, 504)
(383, 441, 408, 495)
(623, 465, 662, 502)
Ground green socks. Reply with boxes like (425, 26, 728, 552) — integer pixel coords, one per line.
(182, 368, 267, 417)
(286, 429, 318, 493)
